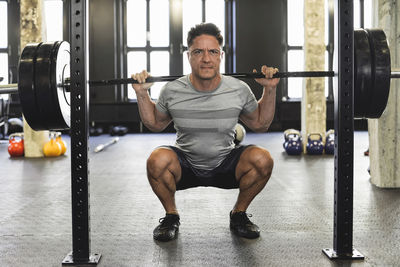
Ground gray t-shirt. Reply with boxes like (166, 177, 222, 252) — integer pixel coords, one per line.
(156, 75, 258, 170)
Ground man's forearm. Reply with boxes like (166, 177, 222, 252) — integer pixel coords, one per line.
(256, 86, 276, 132)
(136, 91, 162, 132)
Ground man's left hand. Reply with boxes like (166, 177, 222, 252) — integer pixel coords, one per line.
(254, 65, 280, 89)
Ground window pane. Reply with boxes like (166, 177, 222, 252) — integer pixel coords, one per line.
(150, 51, 169, 98)
(0, 1, 7, 48)
(127, 52, 147, 99)
(150, 0, 169, 46)
(354, 0, 360, 28)
(287, 0, 304, 46)
(127, 0, 147, 47)
(0, 53, 8, 100)
(205, 0, 225, 45)
(44, 0, 63, 41)
(287, 50, 304, 98)
(0, 53, 8, 85)
(364, 0, 373, 28)
(182, 0, 202, 46)
(183, 51, 190, 74)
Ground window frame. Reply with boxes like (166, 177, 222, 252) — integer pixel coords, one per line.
(122, 0, 234, 101)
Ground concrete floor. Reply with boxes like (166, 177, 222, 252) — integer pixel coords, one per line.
(0, 131, 399, 267)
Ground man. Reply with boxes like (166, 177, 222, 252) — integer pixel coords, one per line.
(131, 23, 279, 242)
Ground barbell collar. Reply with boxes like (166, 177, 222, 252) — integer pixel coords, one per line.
(0, 83, 18, 94)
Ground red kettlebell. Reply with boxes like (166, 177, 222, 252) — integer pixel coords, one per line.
(8, 133, 24, 157)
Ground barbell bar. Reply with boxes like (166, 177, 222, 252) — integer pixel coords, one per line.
(0, 28, 398, 131)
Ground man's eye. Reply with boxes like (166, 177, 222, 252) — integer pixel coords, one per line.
(193, 50, 202, 55)
(210, 50, 219, 55)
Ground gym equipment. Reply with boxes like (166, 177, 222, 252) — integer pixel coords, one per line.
(306, 133, 324, 155)
(234, 123, 246, 145)
(55, 132, 67, 155)
(94, 137, 119, 153)
(43, 132, 62, 157)
(283, 129, 303, 155)
(110, 125, 128, 136)
(0, 28, 399, 131)
(8, 133, 24, 157)
(325, 129, 335, 155)
(89, 126, 103, 136)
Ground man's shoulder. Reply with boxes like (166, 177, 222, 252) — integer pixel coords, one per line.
(222, 75, 249, 89)
(165, 75, 189, 89)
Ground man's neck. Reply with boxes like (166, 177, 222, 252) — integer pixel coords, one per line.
(190, 74, 221, 92)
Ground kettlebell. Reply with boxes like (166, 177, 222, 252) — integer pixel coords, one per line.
(306, 133, 324, 155)
(325, 129, 335, 155)
(283, 129, 302, 155)
(55, 132, 67, 155)
(234, 123, 246, 145)
(43, 133, 62, 157)
(8, 133, 24, 157)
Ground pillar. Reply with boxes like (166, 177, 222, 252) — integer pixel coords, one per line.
(368, 0, 400, 187)
(302, 0, 327, 152)
(20, 0, 49, 157)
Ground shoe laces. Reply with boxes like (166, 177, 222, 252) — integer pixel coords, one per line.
(158, 214, 180, 227)
(233, 211, 254, 225)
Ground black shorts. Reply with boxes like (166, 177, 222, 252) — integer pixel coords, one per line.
(164, 145, 253, 191)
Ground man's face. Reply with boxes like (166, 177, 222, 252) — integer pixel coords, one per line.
(188, 34, 222, 81)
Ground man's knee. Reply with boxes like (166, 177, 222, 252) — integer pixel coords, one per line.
(147, 148, 180, 179)
(246, 147, 274, 179)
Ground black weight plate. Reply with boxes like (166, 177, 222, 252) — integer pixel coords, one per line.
(18, 43, 47, 130)
(50, 41, 70, 129)
(365, 29, 391, 118)
(35, 41, 70, 130)
(354, 29, 373, 119)
(34, 42, 55, 130)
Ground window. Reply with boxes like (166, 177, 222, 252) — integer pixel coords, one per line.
(126, 0, 226, 100)
(44, 0, 64, 42)
(0, 1, 8, 93)
(182, 0, 225, 75)
(126, 0, 170, 100)
(286, 0, 372, 99)
(287, 0, 329, 99)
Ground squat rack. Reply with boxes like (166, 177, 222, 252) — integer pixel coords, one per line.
(62, 0, 363, 265)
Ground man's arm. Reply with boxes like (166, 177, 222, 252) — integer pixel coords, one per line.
(239, 65, 280, 133)
(131, 70, 172, 132)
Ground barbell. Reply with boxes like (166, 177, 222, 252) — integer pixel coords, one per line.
(0, 28, 399, 131)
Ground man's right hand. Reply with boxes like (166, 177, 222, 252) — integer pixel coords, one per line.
(131, 70, 154, 93)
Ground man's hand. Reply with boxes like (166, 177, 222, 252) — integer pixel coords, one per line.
(131, 70, 154, 93)
(253, 65, 280, 89)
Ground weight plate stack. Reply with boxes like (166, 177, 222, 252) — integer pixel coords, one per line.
(354, 29, 373, 119)
(35, 42, 55, 130)
(365, 28, 391, 119)
(52, 41, 71, 130)
(18, 43, 47, 130)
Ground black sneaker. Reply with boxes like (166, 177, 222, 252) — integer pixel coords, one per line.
(230, 211, 260, 239)
(153, 214, 180, 242)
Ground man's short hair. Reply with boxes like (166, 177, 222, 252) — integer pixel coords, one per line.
(187, 23, 223, 47)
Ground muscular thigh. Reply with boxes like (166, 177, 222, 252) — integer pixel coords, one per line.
(235, 146, 273, 179)
(147, 147, 182, 183)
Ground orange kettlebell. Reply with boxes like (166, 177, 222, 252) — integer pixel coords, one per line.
(8, 133, 24, 157)
(43, 133, 62, 157)
(55, 132, 67, 155)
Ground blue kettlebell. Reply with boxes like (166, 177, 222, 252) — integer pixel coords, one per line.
(306, 133, 324, 155)
(283, 129, 303, 155)
(325, 129, 335, 154)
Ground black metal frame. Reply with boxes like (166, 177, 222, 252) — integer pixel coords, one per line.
(62, 0, 100, 265)
(62, 0, 364, 264)
(322, 0, 363, 260)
